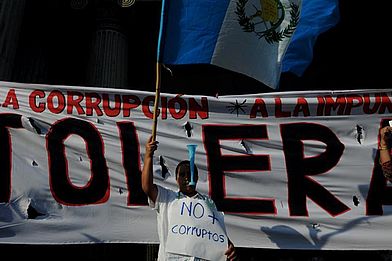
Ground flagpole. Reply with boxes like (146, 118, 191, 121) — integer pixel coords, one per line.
(151, 0, 167, 142)
(151, 61, 161, 142)
(148, 1, 166, 259)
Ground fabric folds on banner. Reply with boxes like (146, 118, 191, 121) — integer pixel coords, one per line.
(158, 0, 302, 89)
(282, 0, 340, 76)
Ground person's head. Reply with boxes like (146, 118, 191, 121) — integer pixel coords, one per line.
(175, 160, 198, 196)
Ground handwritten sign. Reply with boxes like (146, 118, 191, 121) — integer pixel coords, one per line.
(166, 197, 227, 261)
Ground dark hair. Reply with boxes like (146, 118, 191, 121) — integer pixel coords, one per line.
(175, 160, 198, 179)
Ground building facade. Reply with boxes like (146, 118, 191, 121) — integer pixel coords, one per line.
(0, 0, 159, 91)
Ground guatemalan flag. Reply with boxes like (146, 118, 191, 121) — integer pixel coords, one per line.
(282, 0, 340, 76)
(157, 0, 303, 89)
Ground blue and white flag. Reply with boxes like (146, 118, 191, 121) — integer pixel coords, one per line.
(157, 0, 302, 89)
(282, 0, 340, 76)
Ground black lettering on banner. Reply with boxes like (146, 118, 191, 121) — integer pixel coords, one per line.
(117, 122, 147, 205)
(0, 113, 23, 202)
(366, 119, 392, 215)
(281, 123, 350, 216)
(46, 118, 109, 205)
(203, 124, 275, 214)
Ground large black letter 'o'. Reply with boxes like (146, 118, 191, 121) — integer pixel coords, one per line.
(47, 118, 109, 205)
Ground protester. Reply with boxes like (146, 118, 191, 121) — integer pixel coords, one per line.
(379, 126, 392, 181)
(141, 136, 237, 261)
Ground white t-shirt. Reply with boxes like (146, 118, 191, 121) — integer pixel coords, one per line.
(148, 185, 220, 261)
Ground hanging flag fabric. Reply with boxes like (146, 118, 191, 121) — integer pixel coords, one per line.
(158, 0, 302, 89)
(282, 0, 340, 76)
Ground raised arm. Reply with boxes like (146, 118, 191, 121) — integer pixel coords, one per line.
(379, 126, 392, 181)
(379, 126, 392, 163)
(141, 136, 158, 203)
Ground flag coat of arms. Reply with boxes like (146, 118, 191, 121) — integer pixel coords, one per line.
(158, 0, 302, 89)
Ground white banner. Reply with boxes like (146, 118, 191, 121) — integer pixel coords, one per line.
(0, 81, 392, 250)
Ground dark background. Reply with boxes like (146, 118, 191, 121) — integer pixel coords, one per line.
(12, 0, 392, 95)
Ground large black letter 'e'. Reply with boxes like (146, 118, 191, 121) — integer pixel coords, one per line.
(46, 118, 109, 205)
(203, 124, 275, 214)
(281, 123, 349, 217)
(0, 113, 23, 203)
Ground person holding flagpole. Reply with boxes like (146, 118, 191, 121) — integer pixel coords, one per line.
(142, 136, 237, 261)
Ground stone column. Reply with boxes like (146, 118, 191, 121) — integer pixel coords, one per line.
(86, 6, 128, 88)
(0, 0, 26, 81)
